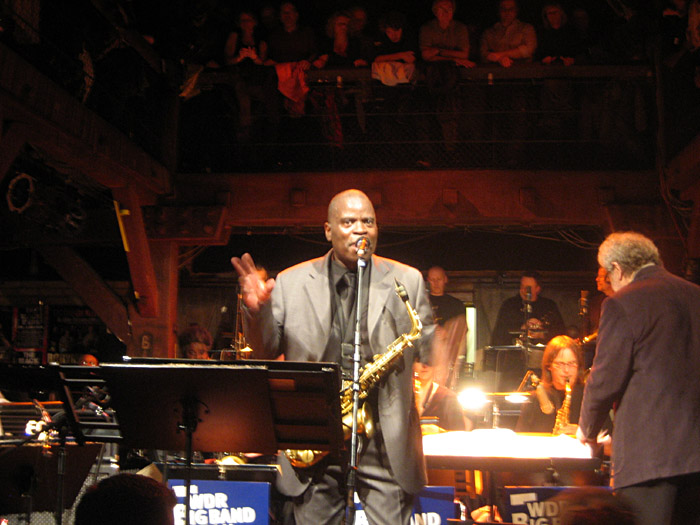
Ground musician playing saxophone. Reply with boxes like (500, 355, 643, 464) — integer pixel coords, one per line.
(516, 335, 610, 441)
(231, 189, 435, 525)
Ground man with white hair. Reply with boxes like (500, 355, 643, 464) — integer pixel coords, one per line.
(578, 231, 700, 525)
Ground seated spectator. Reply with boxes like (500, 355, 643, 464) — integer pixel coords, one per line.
(660, 0, 689, 62)
(420, 0, 474, 68)
(259, 4, 280, 39)
(265, 2, 316, 68)
(536, 3, 581, 138)
(570, 6, 606, 64)
(348, 5, 376, 62)
(265, 2, 317, 117)
(480, 0, 537, 67)
(224, 10, 269, 142)
(313, 11, 369, 69)
(604, 2, 655, 64)
(690, 0, 700, 86)
(178, 323, 213, 360)
(372, 12, 417, 139)
(537, 3, 581, 66)
(74, 473, 177, 525)
(419, 0, 473, 154)
(374, 11, 416, 68)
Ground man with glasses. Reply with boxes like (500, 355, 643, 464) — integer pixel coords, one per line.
(578, 232, 700, 525)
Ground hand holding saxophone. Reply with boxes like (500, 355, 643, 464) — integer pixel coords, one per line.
(231, 253, 275, 313)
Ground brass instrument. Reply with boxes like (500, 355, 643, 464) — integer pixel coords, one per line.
(581, 331, 597, 344)
(232, 291, 253, 359)
(285, 279, 423, 468)
(552, 380, 572, 435)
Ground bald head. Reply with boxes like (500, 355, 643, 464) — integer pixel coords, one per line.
(324, 189, 378, 269)
(427, 266, 448, 296)
(327, 189, 372, 221)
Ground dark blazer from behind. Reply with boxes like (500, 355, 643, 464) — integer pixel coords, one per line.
(579, 265, 700, 489)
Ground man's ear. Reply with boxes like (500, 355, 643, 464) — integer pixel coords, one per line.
(324, 222, 331, 241)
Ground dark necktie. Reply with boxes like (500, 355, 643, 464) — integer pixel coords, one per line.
(339, 271, 357, 324)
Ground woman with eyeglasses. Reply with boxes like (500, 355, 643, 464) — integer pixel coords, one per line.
(516, 335, 589, 434)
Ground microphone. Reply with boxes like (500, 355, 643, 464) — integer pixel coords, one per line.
(355, 237, 370, 258)
(525, 286, 533, 314)
(579, 290, 589, 317)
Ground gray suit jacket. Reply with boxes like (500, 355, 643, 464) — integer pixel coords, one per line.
(246, 251, 435, 494)
(579, 265, 700, 488)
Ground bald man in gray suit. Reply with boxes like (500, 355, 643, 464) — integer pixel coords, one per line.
(232, 189, 435, 525)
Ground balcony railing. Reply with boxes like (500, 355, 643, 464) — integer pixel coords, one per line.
(180, 64, 657, 173)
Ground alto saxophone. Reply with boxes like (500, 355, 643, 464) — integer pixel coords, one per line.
(552, 380, 572, 435)
(285, 279, 423, 468)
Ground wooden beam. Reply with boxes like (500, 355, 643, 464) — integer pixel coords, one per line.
(174, 170, 662, 231)
(0, 121, 27, 184)
(112, 186, 160, 318)
(127, 241, 179, 358)
(0, 43, 171, 200)
(35, 246, 132, 342)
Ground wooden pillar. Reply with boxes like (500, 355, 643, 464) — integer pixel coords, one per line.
(128, 241, 179, 357)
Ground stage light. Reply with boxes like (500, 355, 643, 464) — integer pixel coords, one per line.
(457, 387, 488, 411)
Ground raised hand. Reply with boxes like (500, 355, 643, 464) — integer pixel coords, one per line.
(230, 253, 275, 313)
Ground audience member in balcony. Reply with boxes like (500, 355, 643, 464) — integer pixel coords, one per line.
(265, 2, 317, 117)
(225, 10, 269, 143)
(536, 3, 581, 139)
(265, 2, 316, 68)
(419, 0, 474, 153)
(420, 0, 474, 69)
(313, 11, 370, 69)
(604, 2, 655, 64)
(310, 12, 370, 148)
(259, 4, 280, 40)
(480, 0, 537, 67)
(568, 6, 606, 65)
(349, 5, 377, 64)
(478, 0, 537, 163)
(660, 0, 700, 91)
(689, 0, 700, 87)
(660, 0, 689, 62)
(537, 3, 580, 66)
(373, 11, 417, 86)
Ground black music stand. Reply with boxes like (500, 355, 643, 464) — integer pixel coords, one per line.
(482, 346, 529, 392)
(0, 364, 103, 522)
(0, 442, 101, 515)
(100, 361, 343, 525)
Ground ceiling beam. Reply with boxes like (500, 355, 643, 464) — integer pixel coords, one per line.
(35, 245, 132, 341)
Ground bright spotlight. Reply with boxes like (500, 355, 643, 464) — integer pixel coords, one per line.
(457, 387, 488, 411)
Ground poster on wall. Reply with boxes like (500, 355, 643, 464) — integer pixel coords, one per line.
(12, 304, 48, 364)
(0, 307, 13, 363)
(48, 306, 107, 363)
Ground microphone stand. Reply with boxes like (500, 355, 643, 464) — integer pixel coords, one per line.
(522, 288, 533, 368)
(345, 254, 367, 525)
